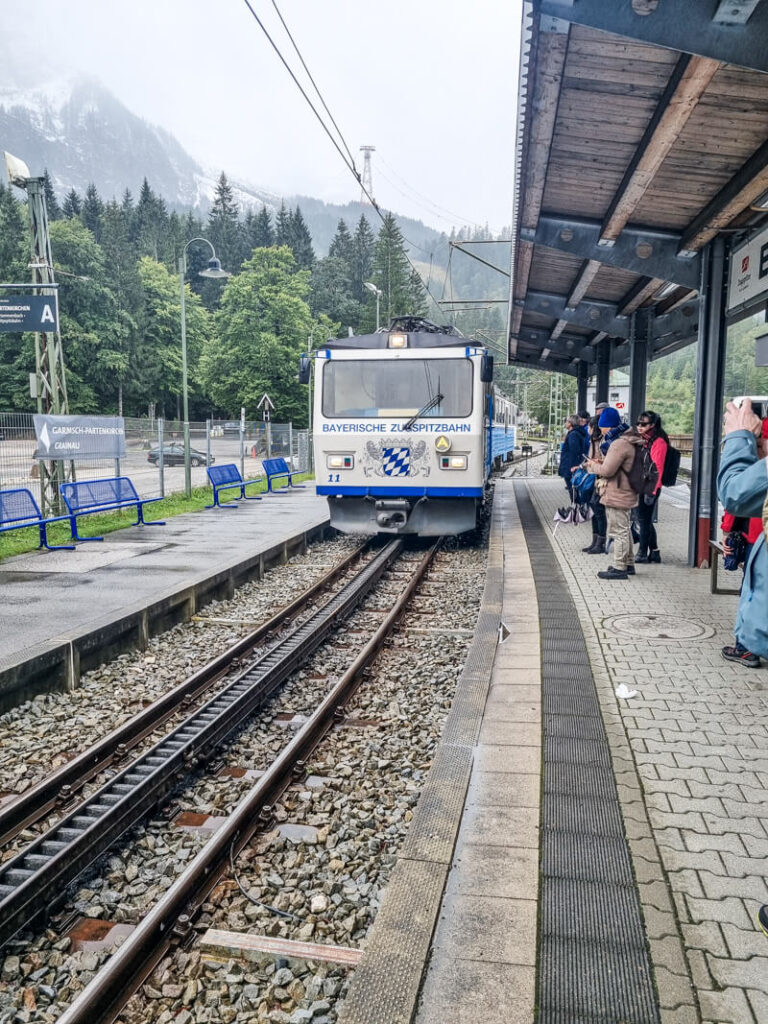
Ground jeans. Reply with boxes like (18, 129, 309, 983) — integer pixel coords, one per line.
(606, 507, 634, 570)
(637, 491, 660, 555)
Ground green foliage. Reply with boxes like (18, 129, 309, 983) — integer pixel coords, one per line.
(201, 247, 330, 426)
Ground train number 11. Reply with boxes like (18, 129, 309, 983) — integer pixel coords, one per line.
(328, 473, 340, 483)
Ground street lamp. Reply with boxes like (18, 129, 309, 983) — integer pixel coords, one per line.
(364, 281, 382, 331)
(179, 237, 230, 496)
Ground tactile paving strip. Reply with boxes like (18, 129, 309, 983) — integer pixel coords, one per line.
(515, 484, 661, 1024)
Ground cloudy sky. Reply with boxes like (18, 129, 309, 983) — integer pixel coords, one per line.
(5, 1, 521, 233)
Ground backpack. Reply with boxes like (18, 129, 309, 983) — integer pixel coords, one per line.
(662, 444, 681, 488)
(570, 466, 595, 503)
(626, 444, 659, 496)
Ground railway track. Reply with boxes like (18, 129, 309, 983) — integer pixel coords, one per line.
(26, 537, 440, 1024)
(0, 538, 410, 952)
(0, 542, 367, 851)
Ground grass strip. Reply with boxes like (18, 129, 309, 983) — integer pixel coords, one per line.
(0, 473, 315, 562)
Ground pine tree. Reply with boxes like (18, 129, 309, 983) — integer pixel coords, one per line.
(275, 202, 291, 247)
(328, 219, 353, 265)
(350, 215, 375, 303)
(370, 213, 412, 324)
(81, 183, 104, 241)
(207, 172, 241, 273)
(252, 206, 274, 248)
(62, 189, 82, 219)
(288, 206, 315, 269)
(133, 179, 169, 260)
(42, 170, 61, 220)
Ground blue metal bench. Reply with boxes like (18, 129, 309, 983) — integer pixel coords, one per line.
(262, 458, 305, 493)
(59, 476, 165, 542)
(206, 463, 263, 508)
(0, 488, 75, 551)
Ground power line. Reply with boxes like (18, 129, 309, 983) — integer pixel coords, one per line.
(269, 0, 359, 173)
(376, 152, 479, 227)
(239, 0, 444, 311)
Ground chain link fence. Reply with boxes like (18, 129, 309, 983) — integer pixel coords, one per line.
(0, 413, 311, 508)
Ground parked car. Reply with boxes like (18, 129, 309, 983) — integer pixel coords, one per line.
(147, 444, 214, 467)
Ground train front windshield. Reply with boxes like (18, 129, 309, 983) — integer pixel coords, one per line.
(322, 358, 473, 418)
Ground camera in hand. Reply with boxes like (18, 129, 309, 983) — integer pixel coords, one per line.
(733, 396, 768, 420)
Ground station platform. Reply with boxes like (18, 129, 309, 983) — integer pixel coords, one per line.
(0, 489, 330, 712)
(341, 475, 767, 1024)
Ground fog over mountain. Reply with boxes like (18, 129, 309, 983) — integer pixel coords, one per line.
(0, 62, 446, 257)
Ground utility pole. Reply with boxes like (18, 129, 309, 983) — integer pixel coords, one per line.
(5, 153, 72, 514)
(360, 145, 375, 204)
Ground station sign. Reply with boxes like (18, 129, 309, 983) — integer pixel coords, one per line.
(0, 294, 59, 333)
(33, 415, 126, 460)
(727, 223, 768, 318)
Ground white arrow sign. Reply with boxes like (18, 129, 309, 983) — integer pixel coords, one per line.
(257, 392, 275, 411)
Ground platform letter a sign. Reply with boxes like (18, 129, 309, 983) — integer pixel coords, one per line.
(40, 304, 55, 324)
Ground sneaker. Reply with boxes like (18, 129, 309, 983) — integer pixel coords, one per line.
(635, 554, 649, 564)
(759, 905, 768, 937)
(722, 644, 760, 668)
(598, 566, 629, 580)
(625, 565, 636, 575)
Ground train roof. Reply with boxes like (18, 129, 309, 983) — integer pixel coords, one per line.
(324, 316, 472, 350)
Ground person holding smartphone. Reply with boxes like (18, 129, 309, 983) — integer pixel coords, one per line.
(717, 398, 767, 667)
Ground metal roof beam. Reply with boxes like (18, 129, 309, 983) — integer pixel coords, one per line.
(524, 289, 631, 338)
(515, 325, 597, 362)
(531, 215, 701, 289)
(599, 54, 720, 245)
(538, 0, 768, 73)
(713, 1, 762, 24)
(678, 136, 768, 253)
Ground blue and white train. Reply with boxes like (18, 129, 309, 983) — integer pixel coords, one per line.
(302, 317, 516, 536)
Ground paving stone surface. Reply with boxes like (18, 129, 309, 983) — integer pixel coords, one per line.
(529, 477, 768, 1024)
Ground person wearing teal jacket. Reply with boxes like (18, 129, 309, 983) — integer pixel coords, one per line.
(716, 399, 768, 666)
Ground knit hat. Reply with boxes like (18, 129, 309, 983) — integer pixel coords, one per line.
(598, 407, 621, 428)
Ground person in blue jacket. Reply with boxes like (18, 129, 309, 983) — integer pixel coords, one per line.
(558, 414, 587, 502)
(716, 398, 768, 667)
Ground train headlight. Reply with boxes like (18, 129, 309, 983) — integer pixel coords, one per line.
(327, 455, 354, 470)
(388, 332, 408, 348)
(440, 455, 468, 470)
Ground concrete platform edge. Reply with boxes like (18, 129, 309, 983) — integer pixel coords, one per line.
(0, 521, 331, 713)
(336, 499, 503, 1024)
(525, 482, 699, 1021)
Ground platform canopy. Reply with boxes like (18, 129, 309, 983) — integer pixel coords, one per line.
(509, 0, 768, 376)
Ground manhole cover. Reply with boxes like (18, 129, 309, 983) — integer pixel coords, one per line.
(603, 613, 714, 641)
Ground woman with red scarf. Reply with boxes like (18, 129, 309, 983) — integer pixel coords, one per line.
(635, 410, 668, 563)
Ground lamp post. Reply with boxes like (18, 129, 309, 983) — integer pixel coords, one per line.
(364, 281, 382, 331)
(179, 237, 230, 496)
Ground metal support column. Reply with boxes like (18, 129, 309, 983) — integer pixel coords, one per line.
(688, 237, 727, 567)
(576, 361, 588, 413)
(596, 340, 611, 406)
(629, 312, 649, 424)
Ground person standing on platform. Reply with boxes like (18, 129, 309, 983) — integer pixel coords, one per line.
(635, 411, 668, 564)
(583, 415, 607, 554)
(717, 399, 768, 668)
(584, 407, 642, 580)
(558, 415, 586, 503)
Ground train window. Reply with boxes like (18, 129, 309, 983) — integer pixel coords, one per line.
(323, 359, 473, 418)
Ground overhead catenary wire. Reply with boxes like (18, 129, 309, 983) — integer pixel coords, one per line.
(239, 0, 446, 313)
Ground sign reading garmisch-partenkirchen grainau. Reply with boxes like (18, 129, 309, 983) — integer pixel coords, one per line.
(33, 416, 126, 460)
(0, 295, 59, 333)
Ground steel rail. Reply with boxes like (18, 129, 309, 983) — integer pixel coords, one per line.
(57, 540, 439, 1024)
(0, 543, 367, 849)
(0, 540, 401, 950)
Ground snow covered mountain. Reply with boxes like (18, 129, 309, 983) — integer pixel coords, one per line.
(0, 73, 283, 212)
(0, 70, 443, 256)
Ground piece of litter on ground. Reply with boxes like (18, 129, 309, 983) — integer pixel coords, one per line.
(615, 684, 638, 700)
